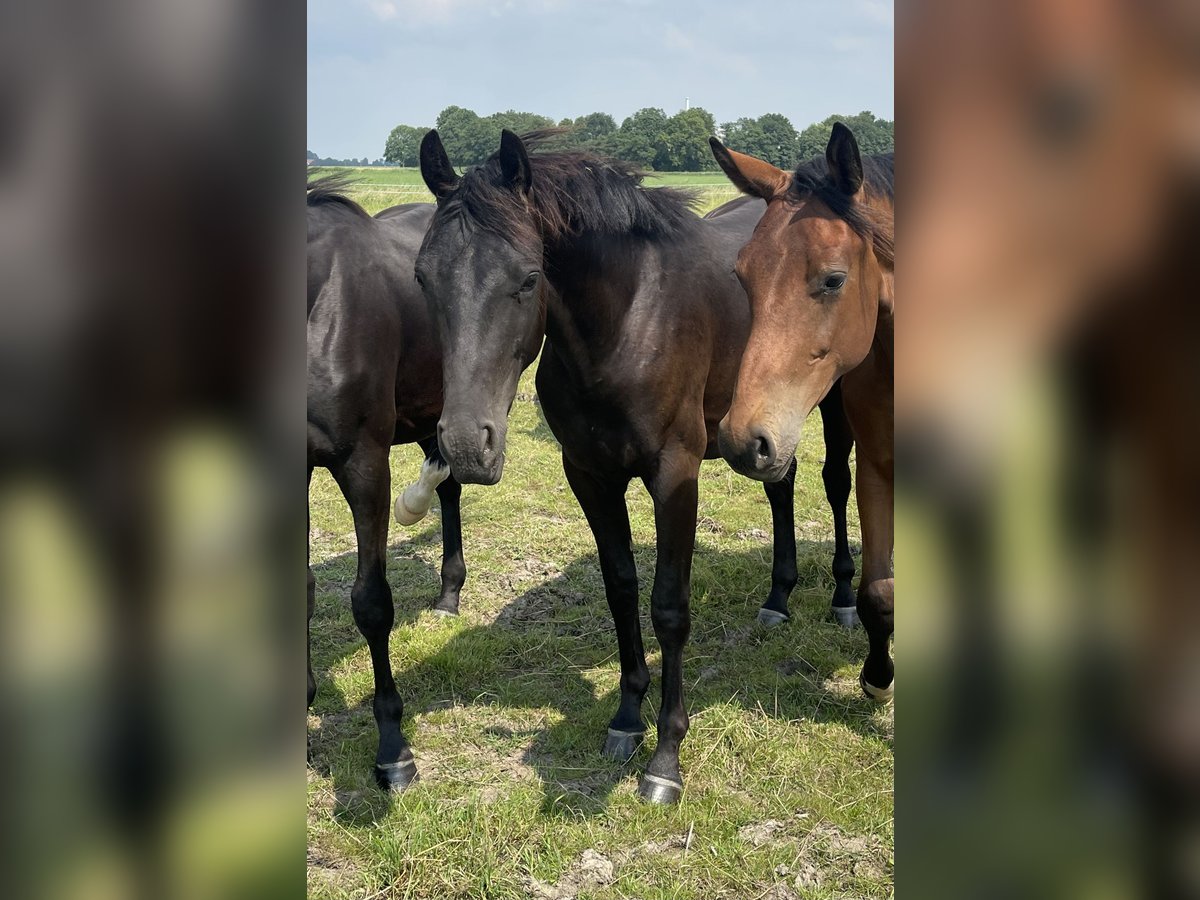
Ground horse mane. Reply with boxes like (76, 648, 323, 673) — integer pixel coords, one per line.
(307, 172, 370, 218)
(790, 152, 894, 266)
(441, 130, 700, 252)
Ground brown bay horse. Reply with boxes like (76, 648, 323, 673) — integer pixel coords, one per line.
(307, 178, 468, 791)
(710, 124, 896, 701)
(415, 129, 857, 803)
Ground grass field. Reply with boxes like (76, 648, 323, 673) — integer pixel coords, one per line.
(307, 362, 894, 898)
(307, 166, 744, 216)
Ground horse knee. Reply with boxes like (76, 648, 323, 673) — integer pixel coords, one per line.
(822, 460, 851, 505)
(351, 575, 393, 639)
(857, 578, 894, 633)
(611, 565, 638, 601)
(650, 603, 690, 645)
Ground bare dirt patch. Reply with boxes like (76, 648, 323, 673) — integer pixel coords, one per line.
(526, 848, 615, 899)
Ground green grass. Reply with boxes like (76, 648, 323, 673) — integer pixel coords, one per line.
(308, 166, 744, 216)
(307, 368, 893, 899)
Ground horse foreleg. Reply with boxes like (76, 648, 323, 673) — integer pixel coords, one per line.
(562, 456, 648, 763)
(639, 452, 701, 804)
(332, 445, 416, 791)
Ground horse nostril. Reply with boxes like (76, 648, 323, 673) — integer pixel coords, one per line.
(481, 422, 496, 455)
(750, 428, 776, 468)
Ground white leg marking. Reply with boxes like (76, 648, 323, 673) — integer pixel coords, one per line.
(394, 457, 451, 525)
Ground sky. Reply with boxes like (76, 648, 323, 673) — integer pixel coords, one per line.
(307, 0, 893, 160)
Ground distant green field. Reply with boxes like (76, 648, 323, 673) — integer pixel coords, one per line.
(308, 166, 743, 216)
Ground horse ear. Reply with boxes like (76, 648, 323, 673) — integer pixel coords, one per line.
(825, 122, 864, 196)
(497, 129, 533, 195)
(709, 138, 790, 200)
(420, 129, 460, 202)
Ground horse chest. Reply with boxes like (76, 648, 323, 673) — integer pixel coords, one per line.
(538, 375, 649, 476)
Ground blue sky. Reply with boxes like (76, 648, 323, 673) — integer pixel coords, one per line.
(308, 0, 893, 160)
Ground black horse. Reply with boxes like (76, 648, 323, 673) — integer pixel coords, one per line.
(307, 177, 467, 791)
(415, 130, 855, 803)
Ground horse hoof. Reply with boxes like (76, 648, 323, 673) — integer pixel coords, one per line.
(375, 754, 419, 792)
(602, 728, 644, 762)
(831, 605, 860, 630)
(859, 670, 894, 703)
(757, 607, 790, 628)
(431, 607, 458, 618)
(637, 773, 683, 805)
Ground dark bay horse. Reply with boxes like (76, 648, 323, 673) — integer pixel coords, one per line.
(709, 124, 895, 702)
(415, 129, 856, 803)
(307, 177, 467, 791)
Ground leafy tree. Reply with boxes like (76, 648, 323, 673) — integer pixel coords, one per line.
(383, 124, 425, 166)
(564, 112, 618, 152)
(306, 149, 317, 160)
(379, 107, 894, 173)
(661, 107, 718, 171)
(612, 107, 669, 169)
(796, 111, 893, 162)
(756, 113, 799, 168)
(488, 109, 555, 138)
(431, 106, 556, 166)
(434, 105, 487, 165)
(720, 117, 768, 159)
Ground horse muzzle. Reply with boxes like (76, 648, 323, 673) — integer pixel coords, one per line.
(718, 415, 795, 482)
(436, 417, 505, 485)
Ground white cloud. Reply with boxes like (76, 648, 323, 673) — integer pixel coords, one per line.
(853, 0, 893, 29)
(367, 0, 398, 21)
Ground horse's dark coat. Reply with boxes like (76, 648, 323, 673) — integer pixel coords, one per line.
(307, 179, 466, 789)
(417, 132, 856, 802)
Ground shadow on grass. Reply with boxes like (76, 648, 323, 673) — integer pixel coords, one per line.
(309, 525, 882, 823)
(515, 393, 557, 444)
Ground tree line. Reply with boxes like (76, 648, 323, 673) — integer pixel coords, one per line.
(374, 106, 893, 173)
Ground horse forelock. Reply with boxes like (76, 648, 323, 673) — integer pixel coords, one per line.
(789, 152, 894, 268)
(434, 136, 699, 256)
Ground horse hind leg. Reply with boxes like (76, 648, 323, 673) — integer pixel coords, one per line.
(417, 437, 466, 616)
(332, 445, 417, 791)
(759, 457, 798, 627)
(819, 382, 858, 628)
(855, 457, 895, 701)
(394, 442, 450, 525)
(308, 465, 318, 707)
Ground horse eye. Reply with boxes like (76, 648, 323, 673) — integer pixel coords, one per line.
(823, 273, 847, 293)
(519, 272, 540, 293)
(414, 271, 426, 289)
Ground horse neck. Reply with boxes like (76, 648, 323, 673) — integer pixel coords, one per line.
(541, 230, 647, 363)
